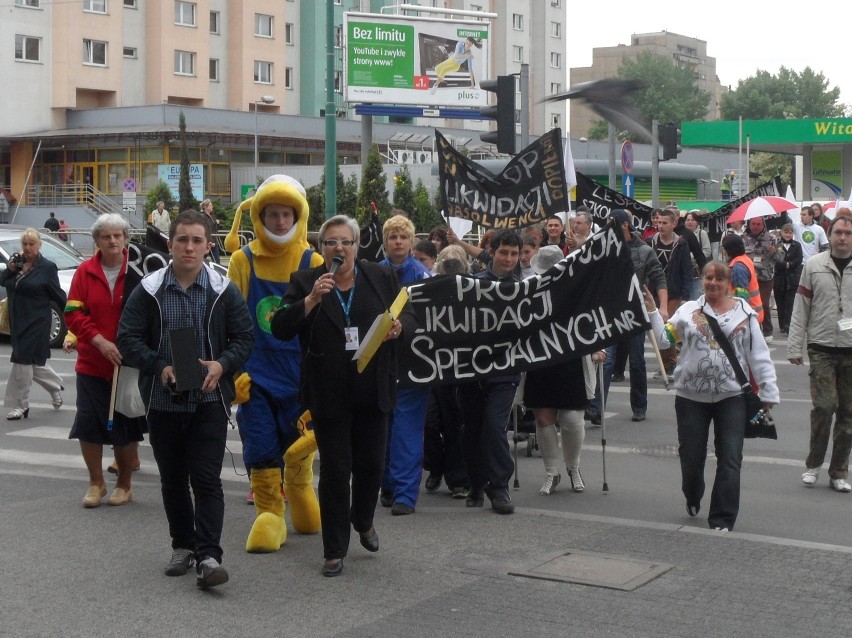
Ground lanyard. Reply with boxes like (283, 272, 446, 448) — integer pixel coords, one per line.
(333, 266, 357, 327)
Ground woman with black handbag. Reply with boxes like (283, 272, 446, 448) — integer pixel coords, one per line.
(644, 261, 779, 532)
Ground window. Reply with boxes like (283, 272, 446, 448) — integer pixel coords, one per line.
(210, 11, 220, 34)
(174, 50, 195, 75)
(285, 23, 294, 45)
(551, 22, 561, 38)
(512, 46, 523, 63)
(175, 1, 196, 27)
(470, 4, 482, 11)
(84, 0, 106, 12)
(550, 82, 561, 94)
(512, 14, 523, 30)
(123, 46, 137, 58)
(550, 52, 561, 68)
(551, 0, 561, 6)
(550, 113, 561, 129)
(255, 13, 273, 37)
(334, 25, 343, 48)
(209, 58, 219, 81)
(285, 67, 293, 89)
(14, 34, 40, 62)
(123, 0, 137, 7)
(254, 60, 272, 84)
(15, 0, 40, 8)
(334, 70, 342, 92)
(83, 39, 107, 65)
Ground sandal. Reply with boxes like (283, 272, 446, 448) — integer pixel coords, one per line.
(50, 390, 63, 410)
(6, 408, 29, 420)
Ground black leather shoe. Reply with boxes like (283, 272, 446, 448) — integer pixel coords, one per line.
(490, 494, 515, 515)
(686, 503, 700, 517)
(611, 373, 625, 382)
(322, 559, 343, 577)
(359, 528, 379, 552)
(424, 473, 442, 492)
(391, 502, 414, 516)
(466, 490, 484, 508)
(379, 490, 393, 507)
(631, 411, 646, 422)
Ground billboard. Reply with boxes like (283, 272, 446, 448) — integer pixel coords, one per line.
(157, 164, 204, 202)
(344, 12, 491, 108)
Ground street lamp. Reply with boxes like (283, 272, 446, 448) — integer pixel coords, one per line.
(254, 95, 275, 177)
(578, 136, 590, 160)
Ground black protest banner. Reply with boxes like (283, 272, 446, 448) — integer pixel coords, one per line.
(437, 128, 568, 230)
(399, 227, 649, 386)
(575, 171, 654, 230)
(701, 177, 783, 242)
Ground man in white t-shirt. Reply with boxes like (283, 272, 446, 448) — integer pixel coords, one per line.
(794, 206, 828, 261)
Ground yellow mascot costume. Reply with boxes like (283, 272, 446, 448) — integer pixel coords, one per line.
(226, 175, 323, 553)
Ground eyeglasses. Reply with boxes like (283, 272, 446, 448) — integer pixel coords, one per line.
(322, 239, 356, 248)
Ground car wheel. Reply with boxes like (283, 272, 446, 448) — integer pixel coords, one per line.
(49, 301, 66, 349)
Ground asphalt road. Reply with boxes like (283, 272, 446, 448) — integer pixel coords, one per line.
(1, 333, 850, 637)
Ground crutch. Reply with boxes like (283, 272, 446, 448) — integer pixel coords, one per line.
(598, 361, 609, 493)
(648, 329, 670, 391)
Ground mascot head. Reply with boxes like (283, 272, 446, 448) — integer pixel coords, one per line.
(224, 175, 310, 256)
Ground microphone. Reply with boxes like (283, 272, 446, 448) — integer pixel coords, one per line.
(329, 255, 345, 275)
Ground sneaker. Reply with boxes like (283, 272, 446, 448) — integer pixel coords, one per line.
(196, 557, 229, 589)
(164, 549, 195, 577)
(390, 502, 415, 515)
(764, 335, 774, 344)
(830, 478, 852, 493)
(611, 373, 625, 382)
(583, 409, 596, 421)
(424, 473, 442, 492)
(380, 489, 393, 507)
(539, 473, 561, 495)
(450, 486, 470, 499)
(567, 467, 585, 492)
(631, 411, 646, 422)
(489, 494, 515, 515)
(686, 503, 700, 517)
(712, 526, 729, 533)
(801, 468, 820, 487)
(587, 412, 601, 426)
(466, 489, 484, 508)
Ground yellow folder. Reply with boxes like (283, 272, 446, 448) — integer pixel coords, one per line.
(353, 287, 410, 373)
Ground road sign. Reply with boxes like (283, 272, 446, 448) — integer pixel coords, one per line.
(621, 140, 634, 175)
(623, 174, 634, 198)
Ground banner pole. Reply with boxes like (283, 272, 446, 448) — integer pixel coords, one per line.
(648, 329, 670, 391)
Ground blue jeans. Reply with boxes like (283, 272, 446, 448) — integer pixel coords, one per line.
(589, 333, 648, 416)
(675, 394, 745, 530)
(148, 403, 229, 563)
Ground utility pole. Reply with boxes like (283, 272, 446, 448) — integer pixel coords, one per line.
(324, 0, 337, 218)
(520, 64, 529, 150)
(651, 119, 660, 208)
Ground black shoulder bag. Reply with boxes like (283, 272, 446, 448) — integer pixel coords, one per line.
(701, 309, 778, 440)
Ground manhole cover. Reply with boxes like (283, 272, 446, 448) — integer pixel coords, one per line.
(510, 549, 674, 591)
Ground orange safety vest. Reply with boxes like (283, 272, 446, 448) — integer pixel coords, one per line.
(728, 255, 764, 323)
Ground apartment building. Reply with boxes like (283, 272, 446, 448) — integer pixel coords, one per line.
(569, 30, 723, 139)
(1, 0, 566, 203)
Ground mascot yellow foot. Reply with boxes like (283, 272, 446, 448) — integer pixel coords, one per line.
(283, 411, 321, 534)
(246, 468, 287, 553)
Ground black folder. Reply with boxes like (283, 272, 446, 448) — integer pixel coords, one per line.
(170, 327, 202, 393)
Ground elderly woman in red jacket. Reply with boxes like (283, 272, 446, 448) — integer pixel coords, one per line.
(65, 214, 145, 508)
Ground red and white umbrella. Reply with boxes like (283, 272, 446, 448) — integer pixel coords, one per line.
(727, 196, 798, 224)
(822, 200, 852, 220)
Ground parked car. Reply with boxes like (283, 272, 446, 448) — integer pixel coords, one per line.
(0, 227, 85, 348)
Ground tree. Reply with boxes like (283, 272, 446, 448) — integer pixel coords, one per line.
(338, 173, 359, 220)
(749, 153, 792, 190)
(721, 66, 844, 120)
(411, 179, 442, 234)
(587, 51, 711, 140)
(144, 180, 176, 219)
(177, 112, 198, 211)
(356, 145, 390, 224)
(306, 183, 325, 231)
(392, 165, 415, 215)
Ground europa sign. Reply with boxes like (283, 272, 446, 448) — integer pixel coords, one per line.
(344, 12, 491, 108)
(157, 164, 204, 202)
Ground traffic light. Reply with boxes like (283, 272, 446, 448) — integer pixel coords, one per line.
(479, 75, 516, 155)
(659, 123, 682, 160)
